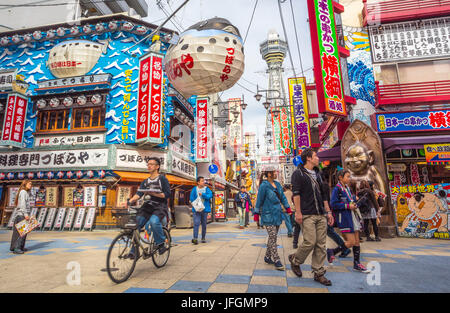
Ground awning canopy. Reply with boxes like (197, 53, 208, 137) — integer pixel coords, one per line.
(382, 135, 450, 154)
(114, 171, 196, 186)
(317, 145, 341, 161)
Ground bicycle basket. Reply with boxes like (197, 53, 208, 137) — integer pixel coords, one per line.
(117, 208, 139, 229)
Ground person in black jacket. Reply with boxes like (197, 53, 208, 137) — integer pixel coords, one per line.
(358, 181, 381, 241)
(288, 148, 334, 286)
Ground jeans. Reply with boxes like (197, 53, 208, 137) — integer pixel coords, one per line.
(237, 206, 245, 227)
(281, 212, 293, 235)
(130, 214, 167, 255)
(327, 225, 346, 248)
(193, 211, 208, 240)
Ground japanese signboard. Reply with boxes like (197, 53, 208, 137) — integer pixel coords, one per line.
(43, 207, 57, 229)
(83, 207, 96, 230)
(7, 186, 19, 207)
(196, 97, 209, 162)
(271, 107, 283, 155)
(63, 208, 76, 229)
(283, 164, 297, 185)
(0, 69, 17, 90)
(308, 0, 347, 116)
(53, 208, 66, 230)
(369, 17, 450, 63)
(391, 183, 450, 240)
(424, 144, 450, 163)
(46, 186, 58, 207)
(34, 134, 104, 147)
(83, 186, 97, 207)
(228, 98, 243, 147)
(37, 74, 111, 89)
(115, 148, 169, 171)
(36, 208, 47, 229)
(1, 93, 28, 148)
(136, 52, 164, 144)
(116, 186, 132, 208)
(375, 109, 450, 133)
(279, 107, 294, 156)
(73, 207, 86, 230)
(214, 191, 225, 220)
(288, 78, 311, 153)
(63, 187, 75, 207)
(171, 151, 196, 180)
(121, 69, 133, 141)
(0, 148, 109, 170)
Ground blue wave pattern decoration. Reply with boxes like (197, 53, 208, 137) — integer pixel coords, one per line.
(0, 21, 172, 148)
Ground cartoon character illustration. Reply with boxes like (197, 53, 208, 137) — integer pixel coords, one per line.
(396, 193, 411, 225)
(400, 192, 449, 238)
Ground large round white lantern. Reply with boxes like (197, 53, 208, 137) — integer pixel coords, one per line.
(164, 18, 245, 98)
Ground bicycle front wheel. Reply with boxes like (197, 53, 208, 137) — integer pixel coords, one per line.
(152, 227, 171, 268)
(106, 232, 138, 284)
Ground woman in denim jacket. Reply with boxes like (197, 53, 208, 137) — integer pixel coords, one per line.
(329, 169, 369, 273)
(255, 170, 291, 271)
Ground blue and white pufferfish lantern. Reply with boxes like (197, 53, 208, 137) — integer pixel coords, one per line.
(164, 17, 245, 99)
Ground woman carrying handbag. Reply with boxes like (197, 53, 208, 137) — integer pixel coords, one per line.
(10, 180, 33, 254)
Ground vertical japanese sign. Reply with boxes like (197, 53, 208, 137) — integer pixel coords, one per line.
(288, 78, 311, 153)
(270, 108, 283, 155)
(279, 107, 293, 156)
(136, 52, 164, 144)
(196, 97, 209, 162)
(1, 94, 28, 148)
(228, 98, 243, 148)
(307, 0, 347, 116)
(122, 69, 133, 141)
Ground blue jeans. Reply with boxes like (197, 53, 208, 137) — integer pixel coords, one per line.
(282, 212, 293, 235)
(130, 214, 166, 255)
(193, 211, 208, 240)
(327, 225, 346, 248)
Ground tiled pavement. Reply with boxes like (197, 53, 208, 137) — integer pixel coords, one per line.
(1, 220, 450, 293)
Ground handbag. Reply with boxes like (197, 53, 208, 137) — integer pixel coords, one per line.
(191, 188, 205, 212)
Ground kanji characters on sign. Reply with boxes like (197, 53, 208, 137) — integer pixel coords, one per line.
(196, 98, 209, 161)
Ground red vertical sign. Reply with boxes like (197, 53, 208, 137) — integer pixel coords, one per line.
(196, 98, 209, 162)
(11, 95, 27, 144)
(149, 55, 163, 142)
(136, 56, 151, 141)
(2, 95, 16, 141)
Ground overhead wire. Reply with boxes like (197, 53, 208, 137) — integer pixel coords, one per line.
(243, 0, 258, 45)
(289, 0, 305, 77)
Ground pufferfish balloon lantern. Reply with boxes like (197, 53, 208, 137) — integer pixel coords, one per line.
(164, 17, 245, 99)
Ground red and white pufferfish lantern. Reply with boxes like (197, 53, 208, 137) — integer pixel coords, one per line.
(164, 18, 245, 99)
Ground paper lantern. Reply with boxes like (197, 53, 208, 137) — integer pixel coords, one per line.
(66, 171, 74, 179)
(86, 170, 94, 178)
(46, 171, 54, 179)
(76, 171, 83, 179)
(7, 173, 14, 180)
(32, 31, 42, 40)
(27, 172, 34, 179)
(17, 173, 25, 180)
(0, 173, 4, 180)
(57, 171, 65, 179)
(97, 170, 105, 178)
(48, 40, 104, 78)
(37, 171, 44, 179)
(164, 17, 244, 98)
(1, 37, 9, 45)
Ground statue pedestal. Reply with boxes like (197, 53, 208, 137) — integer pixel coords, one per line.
(378, 225, 397, 238)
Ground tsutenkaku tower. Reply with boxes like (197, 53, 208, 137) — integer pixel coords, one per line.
(260, 30, 289, 156)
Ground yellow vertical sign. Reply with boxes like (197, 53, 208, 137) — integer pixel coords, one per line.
(288, 77, 311, 153)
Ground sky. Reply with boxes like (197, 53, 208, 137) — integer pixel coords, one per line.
(144, 0, 315, 154)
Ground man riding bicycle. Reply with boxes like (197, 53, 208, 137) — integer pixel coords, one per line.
(126, 157, 171, 257)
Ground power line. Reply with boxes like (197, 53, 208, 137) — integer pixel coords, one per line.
(157, 0, 183, 32)
(277, 0, 297, 80)
(289, 0, 305, 77)
(243, 0, 258, 44)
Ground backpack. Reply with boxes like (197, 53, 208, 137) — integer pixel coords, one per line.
(357, 191, 371, 215)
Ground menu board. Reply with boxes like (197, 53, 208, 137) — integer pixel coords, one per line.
(73, 207, 86, 230)
(46, 186, 58, 207)
(63, 187, 75, 207)
(53, 207, 66, 230)
(36, 207, 47, 229)
(83, 186, 97, 207)
(63, 208, 76, 230)
(116, 186, 132, 208)
(43, 207, 57, 229)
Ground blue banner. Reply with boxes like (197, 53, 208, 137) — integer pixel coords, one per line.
(376, 109, 450, 133)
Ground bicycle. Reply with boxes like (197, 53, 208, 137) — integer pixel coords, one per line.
(106, 205, 172, 284)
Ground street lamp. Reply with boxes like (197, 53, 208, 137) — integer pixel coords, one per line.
(272, 109, 280, 119)
(263, 101, 271, 110)
(254, 84, 282, 102)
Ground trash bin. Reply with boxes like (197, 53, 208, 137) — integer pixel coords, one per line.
(174, 205, 193, 228)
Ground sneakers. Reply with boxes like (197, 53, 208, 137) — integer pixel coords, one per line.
(201, 239, 206, 243)
(314, 274, 332, 286)
(239, 226, 245, 229)
(293, 243, 298, 249)
(339, 248, 351, 258)
(192, 239, 198, 245)
(326, 248, 335, 265)
(366, 237, 375, 241)
(157, 243, 168, 255)
(354, 263, 371, 273)
(375, 237, 382, 242)
(264, 256, 274, 264)
(12, 249, 24, 254)
(287, 233, 293, 238)
(288, 254, 302, 277)
(274, 260, 285, 271)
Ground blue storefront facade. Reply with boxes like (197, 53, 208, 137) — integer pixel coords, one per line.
(0, 14, 198, 229)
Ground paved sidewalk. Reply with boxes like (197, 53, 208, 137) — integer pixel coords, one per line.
(1, 219, 449, 293)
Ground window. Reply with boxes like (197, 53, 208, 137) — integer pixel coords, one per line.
(37, 110, 69, 131)
(72, 107, 105, 129)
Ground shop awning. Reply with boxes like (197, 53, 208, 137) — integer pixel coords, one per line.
(114, 171, 149, 182)
(382, 135, 450, 154)
(165, 174, 196, 186)
(317, 145, 341, 161)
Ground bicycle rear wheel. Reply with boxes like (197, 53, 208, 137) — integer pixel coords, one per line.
(106, 232, 138, 284)
(152, 227, 171, 268)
